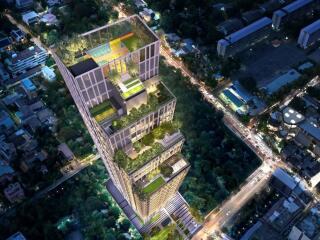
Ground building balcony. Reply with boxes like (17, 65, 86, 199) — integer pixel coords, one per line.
(133, 153, 189, 200)
(114, 127, 184, 175)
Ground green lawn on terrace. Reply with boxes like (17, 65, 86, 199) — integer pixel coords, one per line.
(89, 101, 116, 123)
(122, 34, 142, 52)
(142, 176, 165, 195)
(120, 83, 145, 99)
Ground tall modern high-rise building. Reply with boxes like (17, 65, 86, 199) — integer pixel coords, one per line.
(53, 15, 190, 222)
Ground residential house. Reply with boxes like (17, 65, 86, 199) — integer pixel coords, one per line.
(22, 11, 39, 25)
(10, 29, 26, 42)
(0, 110, 15, 134)
(4, 182, 25, 203)
(6, 232, 27, 240)
(0, 36, 12, 52)
(41, 66, 56, 81)
(21, 78, 37, 99)
(20, 149, 48, 172)
(0, 135, 16, 163)
(9, 129, 38, 153)
(0, 62, 10, 86)
(0, 160, 15, 186)
(58, 143, 74, 161)
(16, 0, 33, 9)
(40, 13, 58, 26)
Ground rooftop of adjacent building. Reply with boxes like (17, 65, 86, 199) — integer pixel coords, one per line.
(6, 45, 46, 64)
(301, 19, 320, 34)
(55, 15, 159, 68)
(221, 17, 272, 45)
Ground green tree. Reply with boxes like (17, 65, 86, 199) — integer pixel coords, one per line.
(114, 150, 128, 169)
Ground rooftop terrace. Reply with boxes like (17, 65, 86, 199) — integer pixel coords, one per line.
(56, 15, 159, 67)
(110, 79, 175, 131)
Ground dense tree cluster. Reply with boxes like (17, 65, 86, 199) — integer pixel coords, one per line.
(160, 60, 261, 213)
(0, 162, 141, 240)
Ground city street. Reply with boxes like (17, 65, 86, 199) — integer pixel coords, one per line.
(159, 47, 285, 239)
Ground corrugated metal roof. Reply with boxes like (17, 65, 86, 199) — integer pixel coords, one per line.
(225, 17, 272, 44)
(301, 19, 320, 34)
(282, 0, 313, 13)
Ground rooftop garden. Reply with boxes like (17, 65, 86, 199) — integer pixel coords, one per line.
(114, 121, 179, 173)
(141, 176, 165, 195)
(111, 83, 174, 130)
(114, 142, 164, 173)
(55, 16, 157, 66)
(89, 100, 116, 123)
(119, 78, 145, 100)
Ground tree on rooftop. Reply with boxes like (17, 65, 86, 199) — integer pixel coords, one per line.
(114, 149, 128, 169)
(160, 165, 173, 177)
(141, 133, 155, 146)
(126, 60, 138, 77)
(108, 69, 121, 85)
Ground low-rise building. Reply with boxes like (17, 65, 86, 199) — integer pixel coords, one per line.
(134, 0, 147, 8)
(296, 120, 320, 156)
(6, 232, 27, 240)
(20, 149, 48, 172)
(217, 17, 272, 57)
(298, 19, 320, 49)
(4, 182, 25, 203)
(0, 36, 12, 52)
(58, 143, 74, 161)
(216, 18, 244, 36)
(0, 135, 16, 163)
(259, 0, 282, 14)
(47, 0, 61, 7)
(10, 29, 26, 42)
(16, 0, 33, 9)
(40, 13, 58, 26)
(41, 66, 56, 81)
(241, 9, 264, 24)
(0, 160, 15, 186)
(21, 78, 37, 99)
(270, 168, 298, 197)
(0, 110, 15, 133)
(22, 11, 39, 25)
(0, 62, 10, 86)
(264, 69, 301, 95)
(272, 0, 315, 30)
(5, 45, 47, 76)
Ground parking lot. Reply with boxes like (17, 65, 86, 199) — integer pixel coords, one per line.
(234, 38, 308, 88)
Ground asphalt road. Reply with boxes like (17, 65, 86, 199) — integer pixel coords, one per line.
(159, 47, 284, 240)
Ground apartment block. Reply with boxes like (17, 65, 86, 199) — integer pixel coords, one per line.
(298, 19, 320, 49)
(272, 0, 315, 30)
(5, 45, 47, 76)
(217, 17, 272, 57)
(53, 15, 189, 223)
